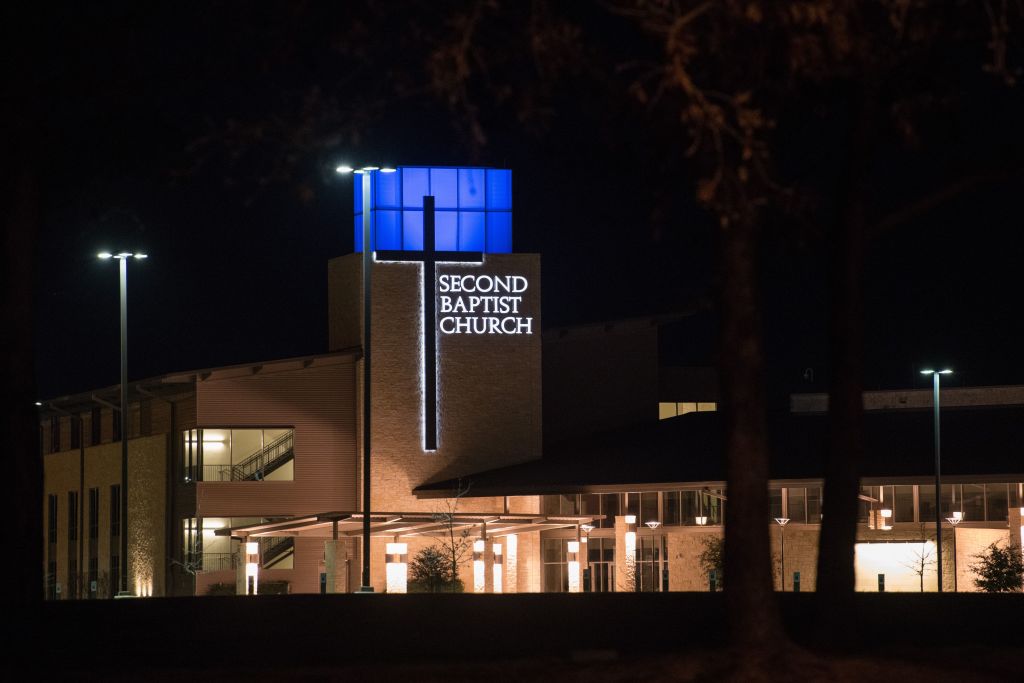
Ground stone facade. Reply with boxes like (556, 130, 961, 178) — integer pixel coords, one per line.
(329, 252, 542, 515)
(42, 434, 168, 598)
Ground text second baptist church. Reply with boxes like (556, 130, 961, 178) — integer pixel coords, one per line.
(41, 167, 1024, 598)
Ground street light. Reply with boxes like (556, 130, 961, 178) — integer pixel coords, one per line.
(97, 250, 147, 597)
(335, 164, 395, 593)
(774, 517, 790, 591)
(921, 368, 953, 592)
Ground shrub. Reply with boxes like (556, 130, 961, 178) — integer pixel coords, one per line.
(971, 543, 1024, 592)
(408, 546, 464, 593)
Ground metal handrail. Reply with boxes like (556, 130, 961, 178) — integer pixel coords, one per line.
(259, 536, 294, 566)
(231, 431, 294, 481)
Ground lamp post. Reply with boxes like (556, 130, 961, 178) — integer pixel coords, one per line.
(921, 368, 953, 592)
(335, 164, 395, 593)
(97, 250, 147, 596)
(946, 511, 962, 592)
(774, 517, 790, 591)
(580, 524, 595, 592)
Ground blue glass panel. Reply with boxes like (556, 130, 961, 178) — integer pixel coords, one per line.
(458, 168, 486, 209)
(354, 181, 363, 214)
(459, 211, 485, 251)
(402, 168, 429, 209)
(375, 171, 401, 209)
(486, 212, 512, 253)
(376, 210, 401, 250)
(430, 168, 458, 209)
(486, 169, 512, 210)
(402, 211, 423, 250)
(354, 213, 363, 252)
(436, 211, 458, 251)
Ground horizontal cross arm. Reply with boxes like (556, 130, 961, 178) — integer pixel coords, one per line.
(434, 251, 483, 263)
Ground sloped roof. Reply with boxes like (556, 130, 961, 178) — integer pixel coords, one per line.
(415, 406, 1024, 498)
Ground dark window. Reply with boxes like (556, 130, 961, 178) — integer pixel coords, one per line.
(787, 488, 806, 524)
(88, 557, 99, 597)
(894, 485, 915, 522)
(640, 492, 658, 527)
(599, 493, 619, 528)
(68, 491, 78, 542)
(91, 407, 101, 445)
(51, 417, 61, 453)
(88, 488, 99, 540)
(110, 555, 120, 597)
(47, 495, 58, 544)
(110, 485, 121, 537)
(112, 410, 122, 441)
(139, 399, 152, 435)
(769, 489, 783, 520)
(70, 416, 81, 449)
(47, 561, 58, 600)
(542, 538, 567, 592)
(985, 484, 1009, 523)
(663, 491, 680, 526)
(807, 488, 822, 524)
(963, 484, 985, 521)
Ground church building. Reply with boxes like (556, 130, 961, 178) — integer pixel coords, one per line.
(39, 166, 1024, 598)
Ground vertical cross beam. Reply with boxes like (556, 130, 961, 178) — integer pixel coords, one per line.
(376, 195, 482, 451)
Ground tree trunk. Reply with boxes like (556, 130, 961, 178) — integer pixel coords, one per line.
(719, 214, 784, 653)
(2, 127, 41, 606)
(816, 76, 875, 640)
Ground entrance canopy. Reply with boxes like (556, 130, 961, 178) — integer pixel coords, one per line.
(216, 511, 599, 540)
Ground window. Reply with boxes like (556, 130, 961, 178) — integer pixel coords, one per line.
(598, 493, 620, 528)
(542, 539, 568, 592)
(88, 488, 99, 540)
(70, 416, 81, 450)
(585, 538, 616, 592)
(658, 402, 718, 420)
(90, 407, 101, 446)
(769, 489, 783, 521)
(640, 492, 658, 527)
(67, 491, 78, 600)
(186, 427, 295, 482)
(543, 494, 576, 516)
(51, 417, 61, 453)
(112, 410, 122, 441)
(110, 554, 120, 598)
(636, 536, 665, 592)
(68, 491, 78, 543)
(48, 495, 58, 544)
(139, 399, 152, 435)
(787, 488, 806, 524)
(891, 485, 914, 522)
(963, 484, 985, 521)
(807, 488, 822, 524)
(88, 557, 98, 598)
(663, 491, 680, 526)
(985, 484, 1009, 522)
(110, 485, 121, 537)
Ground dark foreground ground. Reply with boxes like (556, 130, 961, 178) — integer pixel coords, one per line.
(17, 593, 1023, 681)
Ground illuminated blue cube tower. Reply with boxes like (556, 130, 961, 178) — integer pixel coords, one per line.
(354, 166, 512, 253)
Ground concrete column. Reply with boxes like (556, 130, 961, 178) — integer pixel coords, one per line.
(1009, 506, 1024, 552)
(324, 540, 338, 594)
(235, 542, 247, 595)
(614, 515, 637, 592)
(504, 534, 518, 593)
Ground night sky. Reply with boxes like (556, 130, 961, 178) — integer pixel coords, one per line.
(26, 3, 1024, 401)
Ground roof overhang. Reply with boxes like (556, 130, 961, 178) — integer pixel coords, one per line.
(216, 512, 600, 540)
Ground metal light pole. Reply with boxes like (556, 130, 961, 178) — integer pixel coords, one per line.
(98, 250, 147, 596)
(921, 368, 952, 592)
(774, 517, 790, 591)
(336, 164, 395, 593)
